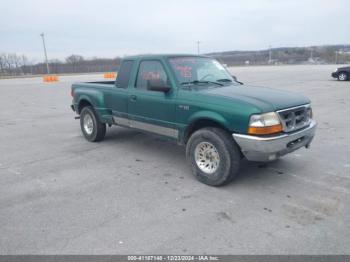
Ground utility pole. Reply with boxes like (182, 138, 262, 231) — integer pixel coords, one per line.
(40, 33, 50, 74)
(335, 50, 339, 64)
(196, 41, 201, 55)
(310, 48, 313, 60)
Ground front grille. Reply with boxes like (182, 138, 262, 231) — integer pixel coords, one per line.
(277, 104, 312, 132)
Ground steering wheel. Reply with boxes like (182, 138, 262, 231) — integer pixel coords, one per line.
(199, 74, 215, 81)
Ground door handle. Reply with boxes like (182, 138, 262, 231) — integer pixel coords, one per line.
(129, 95, 137, 102)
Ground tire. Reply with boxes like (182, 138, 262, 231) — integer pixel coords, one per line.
(338, 72, 348, 81)
(80, 106, 106, 142)
(186, 127, 241, 186)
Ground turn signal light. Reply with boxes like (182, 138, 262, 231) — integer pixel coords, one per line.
(248, 124, 283, 135)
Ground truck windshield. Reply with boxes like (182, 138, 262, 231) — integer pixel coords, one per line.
(168, 57, 235, 86)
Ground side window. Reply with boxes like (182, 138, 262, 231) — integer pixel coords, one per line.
(115, 60, 134, 88)
(136, 61, 168, 90)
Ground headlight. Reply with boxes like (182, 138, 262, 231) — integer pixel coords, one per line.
(334, 68, 338, 72)
(248, 112, 283, 135)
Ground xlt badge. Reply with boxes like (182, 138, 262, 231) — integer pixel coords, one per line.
(178, 105, 190, 110)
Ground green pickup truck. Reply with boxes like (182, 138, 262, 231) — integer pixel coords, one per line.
(71, 54, 316, 186)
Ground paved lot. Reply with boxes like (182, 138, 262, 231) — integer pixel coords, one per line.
(0, 65, 349, 254)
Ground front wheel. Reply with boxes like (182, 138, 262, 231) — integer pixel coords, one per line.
(338, 72, 348, 81)
(80, 106, 106, 142)
(186, 127, 241, 186)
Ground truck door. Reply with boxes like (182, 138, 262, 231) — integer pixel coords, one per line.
(104, 60, 134, 123)
(127, 60, 178, 139)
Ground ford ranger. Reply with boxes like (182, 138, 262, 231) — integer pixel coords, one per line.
(71, 55, 316, 186)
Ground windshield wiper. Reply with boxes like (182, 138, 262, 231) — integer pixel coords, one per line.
(217, 78, 243, 85)
(216, 78, 232, 82)
(180, 80, 223, 86)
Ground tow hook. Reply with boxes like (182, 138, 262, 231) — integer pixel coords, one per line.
(74, 116, 80, 120)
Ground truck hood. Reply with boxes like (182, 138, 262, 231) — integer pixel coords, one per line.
(201, 84, 310, 112)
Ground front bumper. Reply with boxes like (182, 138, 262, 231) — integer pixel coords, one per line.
(332, 72, 338, 78)
(233, 120, 317, 162)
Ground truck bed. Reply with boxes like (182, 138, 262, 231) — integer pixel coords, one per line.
(72, 81, 116, 91)
(87, 81, 115, 85)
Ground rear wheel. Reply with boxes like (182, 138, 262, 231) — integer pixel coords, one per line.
(80, 106, 106, 142)
(186, 127, 241, 186)
(338, 72, 348, 81)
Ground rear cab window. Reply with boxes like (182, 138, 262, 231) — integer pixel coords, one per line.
(116, 60, 134, 88)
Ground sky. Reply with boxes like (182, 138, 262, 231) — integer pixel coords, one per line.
(1, 0, 349, 62)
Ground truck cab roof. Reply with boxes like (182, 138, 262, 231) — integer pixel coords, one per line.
(123, 54, 211, 60)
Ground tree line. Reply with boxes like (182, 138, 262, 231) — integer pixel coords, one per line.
(0, 53, 29, 76)
(1, 45, 349, 77)
(210, 45, 350, 66)
(0, 54, 122, 76)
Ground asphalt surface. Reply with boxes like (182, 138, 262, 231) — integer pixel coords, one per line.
(0, 65, 349, 254)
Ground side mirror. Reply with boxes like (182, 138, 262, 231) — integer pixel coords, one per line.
(231, 75, 244, 85)
(147, 79, 171, 92)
